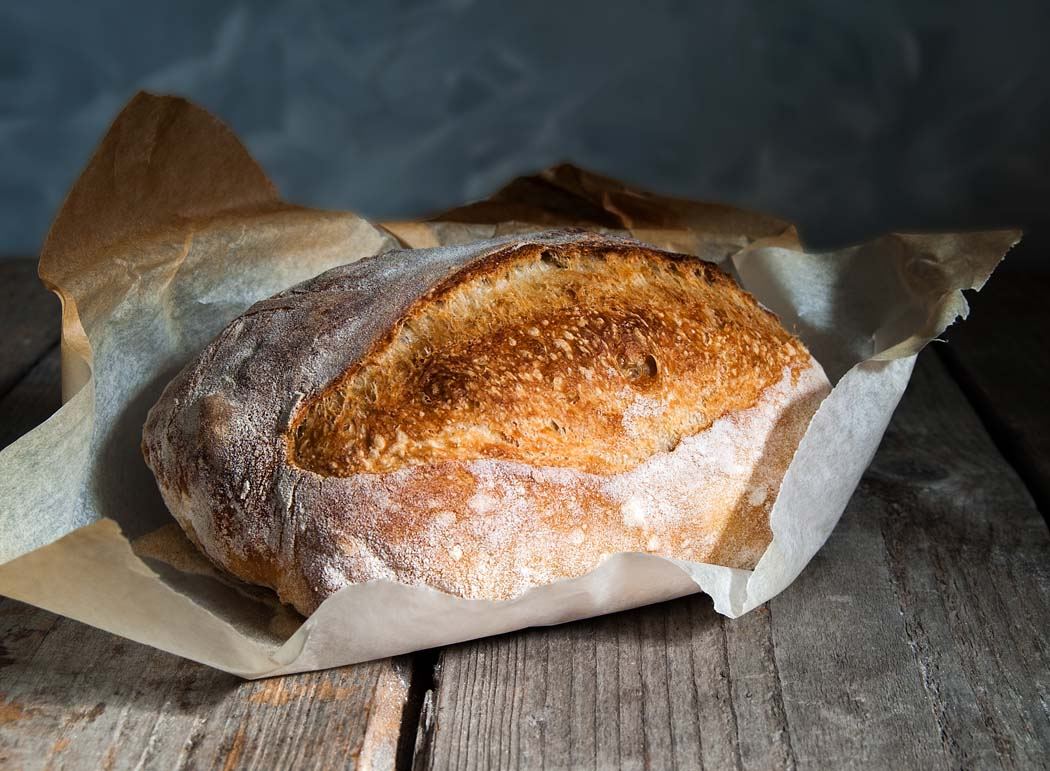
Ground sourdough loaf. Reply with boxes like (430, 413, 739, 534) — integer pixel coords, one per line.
(142, 230, 830, 615)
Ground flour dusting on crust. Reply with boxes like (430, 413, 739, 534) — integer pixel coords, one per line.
(142, 230, 830, 615)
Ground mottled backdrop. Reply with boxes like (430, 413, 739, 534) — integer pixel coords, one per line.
(2, 1, 1048, 263)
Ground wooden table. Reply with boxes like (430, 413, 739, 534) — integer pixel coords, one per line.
(1, 259, 1048, 770)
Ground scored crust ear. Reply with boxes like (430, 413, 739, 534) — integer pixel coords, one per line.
(289, 241, 812, 478)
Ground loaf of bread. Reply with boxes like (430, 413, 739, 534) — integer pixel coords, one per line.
(142, 230, 830, 615)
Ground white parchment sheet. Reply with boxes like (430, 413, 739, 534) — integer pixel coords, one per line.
(0, 93, 1020, 677)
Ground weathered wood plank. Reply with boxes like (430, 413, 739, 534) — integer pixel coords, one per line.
(0, 259, 60, 398)
(864, 351, 1050, 768)
(941, 271, 1050, 518)
(418, 352, 1050, 769)
(0, 598, 410, 770)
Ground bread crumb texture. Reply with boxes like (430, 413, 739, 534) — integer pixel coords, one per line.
(291, 242, 810, 476)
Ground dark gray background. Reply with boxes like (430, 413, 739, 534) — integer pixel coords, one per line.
(3, 1, 1048, 265)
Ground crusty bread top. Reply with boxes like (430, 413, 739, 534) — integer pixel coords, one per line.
(143, 230, 828, 614)
(291, 241, 810, 477)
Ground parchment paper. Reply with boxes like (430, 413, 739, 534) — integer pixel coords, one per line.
(0, 93, 1020, 677)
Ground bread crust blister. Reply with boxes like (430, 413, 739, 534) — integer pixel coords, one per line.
(142, 230, 830, 615)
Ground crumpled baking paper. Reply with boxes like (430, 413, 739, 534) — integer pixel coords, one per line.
(0, 93, 1020, 677)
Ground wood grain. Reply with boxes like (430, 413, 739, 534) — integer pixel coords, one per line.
(0, 599, 411, 770)
(942, 272, 1050, 518)
(417, 353, 1050, 769)
(0, 260, 60, 400)
(0, 263, 413, 771)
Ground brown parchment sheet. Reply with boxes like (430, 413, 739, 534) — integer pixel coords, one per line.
(0, 93, 1020, 677)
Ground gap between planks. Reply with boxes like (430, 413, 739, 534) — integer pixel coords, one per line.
(938, 272, 1050, 522)
(936, 345, 1050, 523)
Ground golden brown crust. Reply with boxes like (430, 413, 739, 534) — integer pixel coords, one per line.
(290, 242, 810, 477)
(142, 230, 830, 616)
